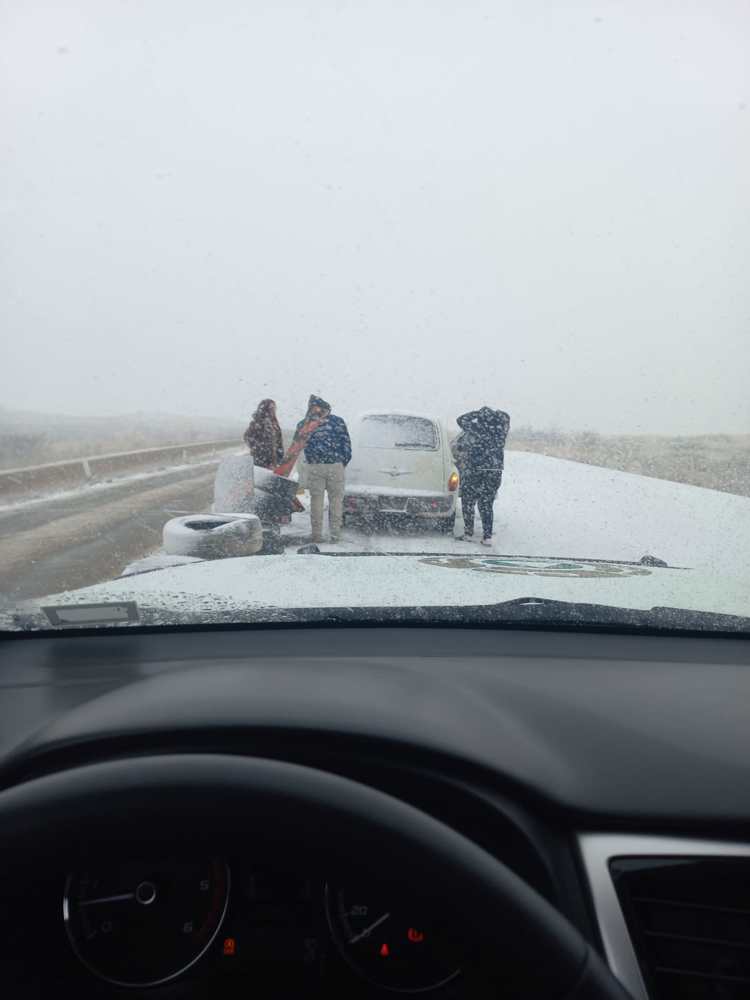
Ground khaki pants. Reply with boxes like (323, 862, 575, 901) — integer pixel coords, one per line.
(306, 462, 346, 541)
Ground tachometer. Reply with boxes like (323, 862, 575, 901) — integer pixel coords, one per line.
(64, 858, 229, 987)
(325, 884, 461, 993)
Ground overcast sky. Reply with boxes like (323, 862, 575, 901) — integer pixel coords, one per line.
(1, 0, 748, 434)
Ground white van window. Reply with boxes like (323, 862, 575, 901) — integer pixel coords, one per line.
(360, 416, 438, 451)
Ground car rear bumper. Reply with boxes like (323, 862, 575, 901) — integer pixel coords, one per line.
(344, 491, 455, 518)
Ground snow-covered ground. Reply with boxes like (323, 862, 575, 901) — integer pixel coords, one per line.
(19, 451, 748, 626)
(298, 451, 750, 578)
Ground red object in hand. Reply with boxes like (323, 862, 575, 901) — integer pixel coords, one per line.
(274, 414, 325, 479)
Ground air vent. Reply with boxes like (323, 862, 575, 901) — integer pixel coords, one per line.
(610, 856, 750, 999)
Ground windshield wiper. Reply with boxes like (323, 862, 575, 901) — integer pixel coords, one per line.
(248, 598, 749, 633)
(457, 598, 750, 632)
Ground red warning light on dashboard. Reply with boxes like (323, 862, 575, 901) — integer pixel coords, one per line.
(380, 943, 390, 957)
(223, 937, 236, 956)
(407, 928, 425, 943)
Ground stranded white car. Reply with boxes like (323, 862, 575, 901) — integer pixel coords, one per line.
(343, 412, 459, 531)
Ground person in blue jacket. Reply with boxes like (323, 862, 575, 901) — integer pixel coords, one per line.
(299, 395, 352, 543)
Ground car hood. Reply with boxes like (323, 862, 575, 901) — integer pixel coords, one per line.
(10, 550, 749, 631)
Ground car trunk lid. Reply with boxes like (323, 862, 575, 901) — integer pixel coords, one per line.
(348, 415, 445, 493)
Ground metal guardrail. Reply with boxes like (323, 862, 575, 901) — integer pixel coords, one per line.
(0, 440, 239, 502)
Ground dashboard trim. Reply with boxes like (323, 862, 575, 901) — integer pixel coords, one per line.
(578, 833, 750, 1000)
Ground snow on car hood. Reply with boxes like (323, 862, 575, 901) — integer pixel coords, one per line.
(22, 550, 748, 624)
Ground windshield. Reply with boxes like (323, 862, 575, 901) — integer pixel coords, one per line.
(1, 2, 749, 634)
(360, 417, 438, 451)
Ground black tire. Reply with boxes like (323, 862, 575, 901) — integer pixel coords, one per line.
(162, 514, 263, 558)
(260, 524, 285, 554)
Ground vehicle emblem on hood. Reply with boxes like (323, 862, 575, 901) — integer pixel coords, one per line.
(419, 556, 653, 578)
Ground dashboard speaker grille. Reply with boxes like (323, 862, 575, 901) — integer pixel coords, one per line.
(610, 856, 750, 1000)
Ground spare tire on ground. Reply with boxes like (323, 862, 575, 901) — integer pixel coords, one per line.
(163, 514, 263, 559)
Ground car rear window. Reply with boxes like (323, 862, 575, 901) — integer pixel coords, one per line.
(360, 416, 438, 450)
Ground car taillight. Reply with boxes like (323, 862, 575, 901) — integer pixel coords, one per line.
(448, 472, 459, 492)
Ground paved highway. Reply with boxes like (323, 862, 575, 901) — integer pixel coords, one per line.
(0, 463, 221, 601)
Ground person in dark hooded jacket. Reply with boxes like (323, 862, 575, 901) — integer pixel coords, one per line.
(452, 407, 510, 544)
(243, 399, 284, 470)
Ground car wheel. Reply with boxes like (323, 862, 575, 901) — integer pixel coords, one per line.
(436, 514, 456, 533)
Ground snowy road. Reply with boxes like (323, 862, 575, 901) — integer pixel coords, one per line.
(2, 451, 749, 605)
(292, 452, 750, 580)
(0, 462, 221, 600)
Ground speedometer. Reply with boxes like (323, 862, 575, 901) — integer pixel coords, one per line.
(64, 858, 229, 987)
(325, 883, 461, 993)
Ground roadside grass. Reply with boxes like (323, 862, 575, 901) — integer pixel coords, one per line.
(507, 429, 750, 498)
(0, 415, 242, 470)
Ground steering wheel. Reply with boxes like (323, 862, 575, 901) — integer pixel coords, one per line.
(0, 754, 632, 999)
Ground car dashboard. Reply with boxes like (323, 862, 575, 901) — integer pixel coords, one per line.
(1, 750, 557, 999)
(0, 624, 748, 1000)
(13, 858, 471, 999)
